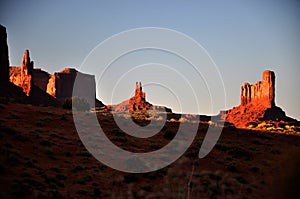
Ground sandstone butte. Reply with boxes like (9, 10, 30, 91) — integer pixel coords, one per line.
(8, 49, 103, 108)
(107, 82, 172, 113)
(222, 70, 297, 128)
(0, 24, 299, 128)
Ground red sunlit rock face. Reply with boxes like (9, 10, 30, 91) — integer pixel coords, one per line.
(46, 68, 103, 107)
(240, 70, 275, 107)
(128, 82, 152, 111)
(223, 70, 295, 128)
(109, 82, 172, 113)
(9, 50, 33, 96)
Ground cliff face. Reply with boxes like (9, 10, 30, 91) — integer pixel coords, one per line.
(0, 25, 9, 84)
(0, 24, 28, 102)
(33, 69, 51, 91)
(224, 70, 295, 128)
(46, 68, 98, 107)
(8, 49, 102, 108)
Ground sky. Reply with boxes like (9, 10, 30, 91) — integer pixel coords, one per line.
(0, 0, 299, 119)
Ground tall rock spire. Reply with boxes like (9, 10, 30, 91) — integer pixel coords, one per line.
(0, 24, 9, 84)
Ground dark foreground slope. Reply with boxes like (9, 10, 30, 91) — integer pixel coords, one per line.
(0, 102, 299, 199)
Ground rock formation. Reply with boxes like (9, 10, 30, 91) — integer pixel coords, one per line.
(110, 82, 172, 112)
(223, 70, 296, 128)
(9, 50, 103, 108)
(46, 68, 100, 107)
(129, 82, 152, 111)
(240, 70, 275, 107)
(32, 68, 51, 92)
(10, 50, 33, 95)
(0, 25, 9, 84)
(0, 24, 28, 102)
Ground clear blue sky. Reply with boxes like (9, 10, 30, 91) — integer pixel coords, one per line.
(1, 0, 299, 119)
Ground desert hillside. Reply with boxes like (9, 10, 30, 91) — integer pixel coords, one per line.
(0, 101, 300, 198)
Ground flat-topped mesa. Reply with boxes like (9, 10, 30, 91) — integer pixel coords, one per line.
(240, 70, 275, 108)
(46, 68, 99, 107)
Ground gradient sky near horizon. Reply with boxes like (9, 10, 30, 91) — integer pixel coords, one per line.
(1, 0, 299, 119)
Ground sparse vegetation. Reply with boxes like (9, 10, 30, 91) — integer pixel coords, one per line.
(0, 102, 299, 198)
(225, 161, 239, 172)
(63, 97, 90, 112)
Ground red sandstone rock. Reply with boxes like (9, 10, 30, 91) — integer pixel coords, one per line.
(0, 25, 9, 84)
(129, 82, 152, 111)
(223, 70, 295, 128)
(9, 50, 33, 96)
(240, 70, 275, 107)
(111, 82, 172, 112)
(46, 68, 102, 108)
(32, 68, 51, 91)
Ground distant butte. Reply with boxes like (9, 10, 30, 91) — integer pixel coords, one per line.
(222, 70, 297, 128)
(107, 82, 172, 113)
(9, 49, 104, 108)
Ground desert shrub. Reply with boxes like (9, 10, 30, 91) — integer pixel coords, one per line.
(228, 146, 253, 160)
(225, 161, 238, 172)
(250, 167, 260, 173)
(77, 190, 88, 195)
(15, 134, 29, 142)
(93, 188, 101, 197)
(40, 140, 51, 146)
(285, 125, 297, 131)
(178, 117, 187, 123)
(63, 97, 90, 112)
(0, 125, 19, 135)
(124, 173, 138, 183)
(164, 130, 176, 140)
(0, 163, 5, 174)
(76, 150, 92, 157)
(56, 174, 66, 180)
(77, 175, 92, 185)
(48, 190, 64, 199)
(36, 120, 43, 127)
(11, 182, 31, 198)
(20, 172, 31, 178)
(215, 143, 230, 151)
(43, 174, 64, 188)
(0, 97, 9, 104)
(7, 153, 20, 166)
(266, 126, 277, 131)
(72, 165, 83, 173)
(233, 176, 248, 184)
(111, 135, 127, 143)
(142, 184, 153, 192)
